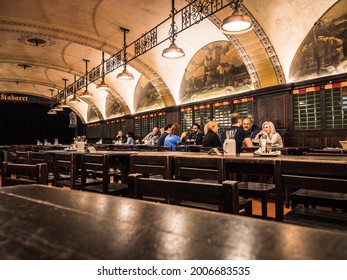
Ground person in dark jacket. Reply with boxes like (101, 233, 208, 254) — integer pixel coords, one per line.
(181, 123, 203, 145)
(202, 121, 222, 147)
(157, 123, 172, 150)
(115, 130, 126, 143)
(242, 117, 260, 139)
(221, 113, 253, 154)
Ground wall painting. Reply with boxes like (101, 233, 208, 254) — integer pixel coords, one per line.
(133, 76, 164, 113)
(179, 40, 253, 104)
(290, 0, 347, 81)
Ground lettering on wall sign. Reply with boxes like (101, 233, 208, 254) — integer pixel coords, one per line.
(0, 93, 29, 102)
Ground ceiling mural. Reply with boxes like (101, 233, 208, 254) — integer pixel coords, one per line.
(179, 41, 253, 104)
(289, 0, 347, 81)
(105, 93, 125, 119)
(133, 76, 164, 113)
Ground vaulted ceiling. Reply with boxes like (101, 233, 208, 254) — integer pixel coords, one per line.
(0, 0, 341, 123)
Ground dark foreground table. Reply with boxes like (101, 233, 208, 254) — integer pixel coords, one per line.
(1, 184, 347, 260)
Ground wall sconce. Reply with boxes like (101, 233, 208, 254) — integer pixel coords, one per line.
(69, 75, 80, 104)
(117, 27, 134, 80)
(80, 59, 93, 99)
(162, 0, 185, 58)
(96, 51, 111, 90)
(221, 0, 253, 34)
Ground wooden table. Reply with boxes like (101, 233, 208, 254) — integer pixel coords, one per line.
(241, 146, 311, 155)
(1, 184, 347, 260)
(42, 150, 138, 184)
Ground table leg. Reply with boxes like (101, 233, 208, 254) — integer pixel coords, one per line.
(261, 194, 268, 219)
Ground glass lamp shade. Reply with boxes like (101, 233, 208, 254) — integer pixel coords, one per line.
(162, 42, 185, 58)
(69, 95, 80, 104)
(96, 79, 110, 91)
(117, 68, 134, 80)
(80, 89, 93, 99)
(221, 10, 253, 34)
(54, 104, 64, 111)
(47, 108, 57, 115)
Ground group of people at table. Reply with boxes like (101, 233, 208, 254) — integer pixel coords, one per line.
(113, 112, 284, 152)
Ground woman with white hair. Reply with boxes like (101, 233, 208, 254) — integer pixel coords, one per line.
(253, 121, 283, 147)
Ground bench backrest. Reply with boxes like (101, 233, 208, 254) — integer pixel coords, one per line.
(174, 156, 224, 183)
(80, 154, 110, 193)
(128, 173, 239, 214)
(278, 160, 347, 220)
(53, 152, 78, 189)
(28, 151, 50, 164)
(2, 162, 48, 186)
(130, 154, 173, 179)
(15, 151, 29, 164)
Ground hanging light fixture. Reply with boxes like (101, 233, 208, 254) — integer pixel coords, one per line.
(47, 89, 57, 115)
(61, 78, 70, 108)
(221, 0, 253, 34)
(69, 75, 80, 104)
(53, 88, 64, 111)
(80, 59, 93, 99)
(96, 51, 111, 90)
(117, 27, 134, 80)
(162, 0, 185, 58)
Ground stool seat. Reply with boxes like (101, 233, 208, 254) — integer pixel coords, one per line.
(238, 182, 275, 219)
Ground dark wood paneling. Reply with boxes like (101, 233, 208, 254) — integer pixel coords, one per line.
(256, 93, 287, 129)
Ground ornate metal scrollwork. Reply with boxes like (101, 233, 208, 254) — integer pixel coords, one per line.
(135, 28, 158, 57)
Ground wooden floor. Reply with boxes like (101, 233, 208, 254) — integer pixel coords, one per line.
(252, 198, 291, 219)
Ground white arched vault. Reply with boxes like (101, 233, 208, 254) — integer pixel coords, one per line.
(0, 0, 342, 123)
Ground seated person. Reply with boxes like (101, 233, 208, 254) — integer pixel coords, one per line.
(125, 131, 135, 145)
(181, 123, 203, 145)
(243, 117, 260, 139)
(221, 112, 252, 154)
(164, 123, 183, 151)
(253, 121, 283, 147)
(115, 130, 126, 144)
(142, 127, 160, 144)
(202, 121, 222, 147)
(157, 123, 172, 150)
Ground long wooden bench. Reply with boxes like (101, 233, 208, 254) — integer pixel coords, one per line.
(2, 162, 48, 186)
(292, 189, 347, 212)
(174, 156, 252, 215)
(128, 173, 243, 214)
(280, 160, 347, 231)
